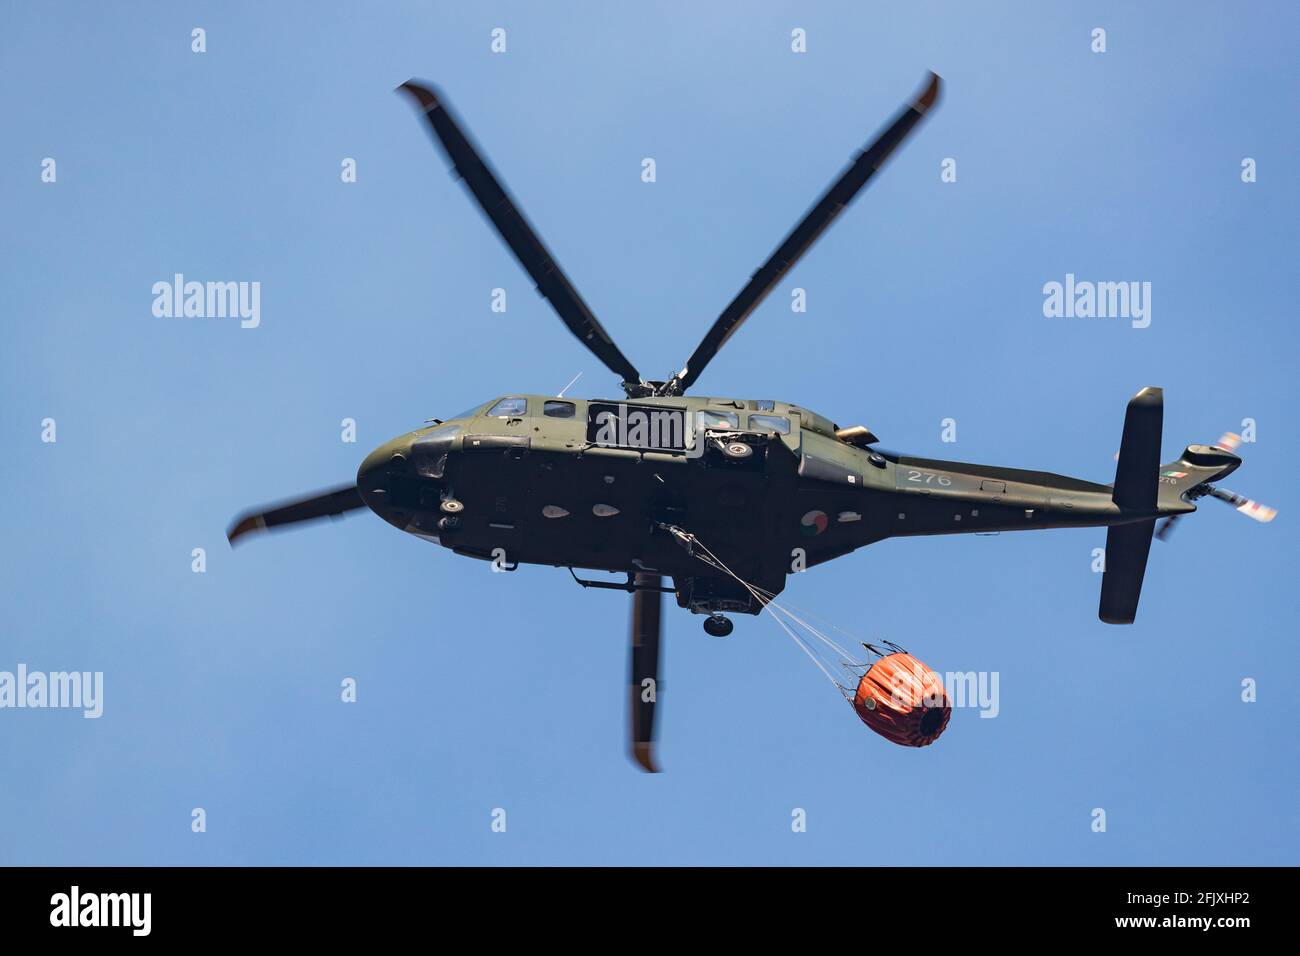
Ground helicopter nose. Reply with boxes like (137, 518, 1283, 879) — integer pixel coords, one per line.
(358, 440, 407, 486)
(356, 437, 416, 517)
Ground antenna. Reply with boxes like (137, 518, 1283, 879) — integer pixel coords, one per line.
(557, 371, 583, 398)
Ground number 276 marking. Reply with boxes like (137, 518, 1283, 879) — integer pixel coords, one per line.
(906, 470, 952, 486)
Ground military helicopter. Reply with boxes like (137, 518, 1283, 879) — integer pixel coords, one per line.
(229, 72, 1274, 771)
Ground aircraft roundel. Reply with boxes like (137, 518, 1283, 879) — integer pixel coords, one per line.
(800, 510, 829, 536)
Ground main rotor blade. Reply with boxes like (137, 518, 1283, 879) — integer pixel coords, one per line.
(670, 72, 941, 394)
(398, 81, 643, 388)
(227, 484, 364, 546)
(629, 573, 663, 773)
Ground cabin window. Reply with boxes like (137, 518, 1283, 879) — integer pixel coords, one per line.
(698, 410, 740, 429)
(543, 400, 576, 419)
(749, 414, 790, 434)
(487, 397, 527, 417)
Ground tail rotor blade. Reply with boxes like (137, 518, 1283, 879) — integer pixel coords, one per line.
(1208, 486, 1277, 523)
(1212, 432, 1243, 453)
(1154, 515, 1181, 542)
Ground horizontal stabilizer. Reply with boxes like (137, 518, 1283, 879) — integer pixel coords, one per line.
(1099, 519, 1156, 624)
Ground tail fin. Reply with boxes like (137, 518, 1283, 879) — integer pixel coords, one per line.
(1099, 387, 1162, 624)
(1110, 386, 1162, 511)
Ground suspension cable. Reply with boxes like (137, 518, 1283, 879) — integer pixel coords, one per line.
(671, 528, 867, 693)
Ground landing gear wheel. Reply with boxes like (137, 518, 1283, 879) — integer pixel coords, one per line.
(440, 498, 464, 514)
(721, 441, 753, 460)
(703, 614, 733, 637)
(437, 516, 461, 532)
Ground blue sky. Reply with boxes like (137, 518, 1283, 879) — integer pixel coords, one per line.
(1, 2, 1296, 865)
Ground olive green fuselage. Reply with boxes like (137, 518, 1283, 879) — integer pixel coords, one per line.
(356, 395, 1233, 616)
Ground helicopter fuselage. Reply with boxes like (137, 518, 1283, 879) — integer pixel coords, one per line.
(356, 394, 1235, 617)
(227, 75, 1268, 771)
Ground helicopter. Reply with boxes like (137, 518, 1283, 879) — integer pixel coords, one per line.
(228, 72, 1275, 771)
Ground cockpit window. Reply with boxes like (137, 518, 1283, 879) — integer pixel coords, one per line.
(417, 422, 461, 453)
(428, 422, 461, 439)
(698, 410, 740, 429)
(754, 400, 776, 411)
(447, 403, 486, 420)
(543, 400, 576, 419)
(749, 414, 790, 434)
(487, 397, 528, 417)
